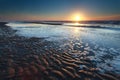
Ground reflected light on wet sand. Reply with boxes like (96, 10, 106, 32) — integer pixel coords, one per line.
(71, 27, 81, 37)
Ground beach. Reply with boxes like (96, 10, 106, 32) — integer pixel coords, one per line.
(0, 22, 120, 80)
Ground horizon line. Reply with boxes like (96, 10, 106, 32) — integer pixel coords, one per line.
(1, 19, 120, 22)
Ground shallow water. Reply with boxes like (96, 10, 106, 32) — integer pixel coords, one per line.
(6, 22, 120, 74)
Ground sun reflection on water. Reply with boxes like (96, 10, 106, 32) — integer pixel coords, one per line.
(74, 22, 80, 26)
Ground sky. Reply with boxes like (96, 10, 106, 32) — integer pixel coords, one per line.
(0, 0, 120, 21)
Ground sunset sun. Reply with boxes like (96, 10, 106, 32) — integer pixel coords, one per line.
(75, 15, 81, 21)
(71, 13, 84, 21)
(71, 13, 83, 25)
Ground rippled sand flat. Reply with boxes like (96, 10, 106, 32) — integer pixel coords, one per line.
(0, 22, 120, 80)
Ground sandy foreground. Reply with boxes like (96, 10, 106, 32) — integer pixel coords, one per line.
(0, 22, 119, 80)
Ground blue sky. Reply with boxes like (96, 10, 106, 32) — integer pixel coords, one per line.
(0, 0, 120, 21)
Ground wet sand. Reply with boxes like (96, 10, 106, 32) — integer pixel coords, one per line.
(0, 22, 120, 80)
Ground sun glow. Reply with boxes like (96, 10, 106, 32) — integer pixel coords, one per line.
(68, 12, 86, 25)
(75, 15, 81, 21)
(73, 14, 82, 25)
(70, 12, 85, 21)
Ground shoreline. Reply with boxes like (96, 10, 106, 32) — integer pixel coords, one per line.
(0, 22, 119, 80)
